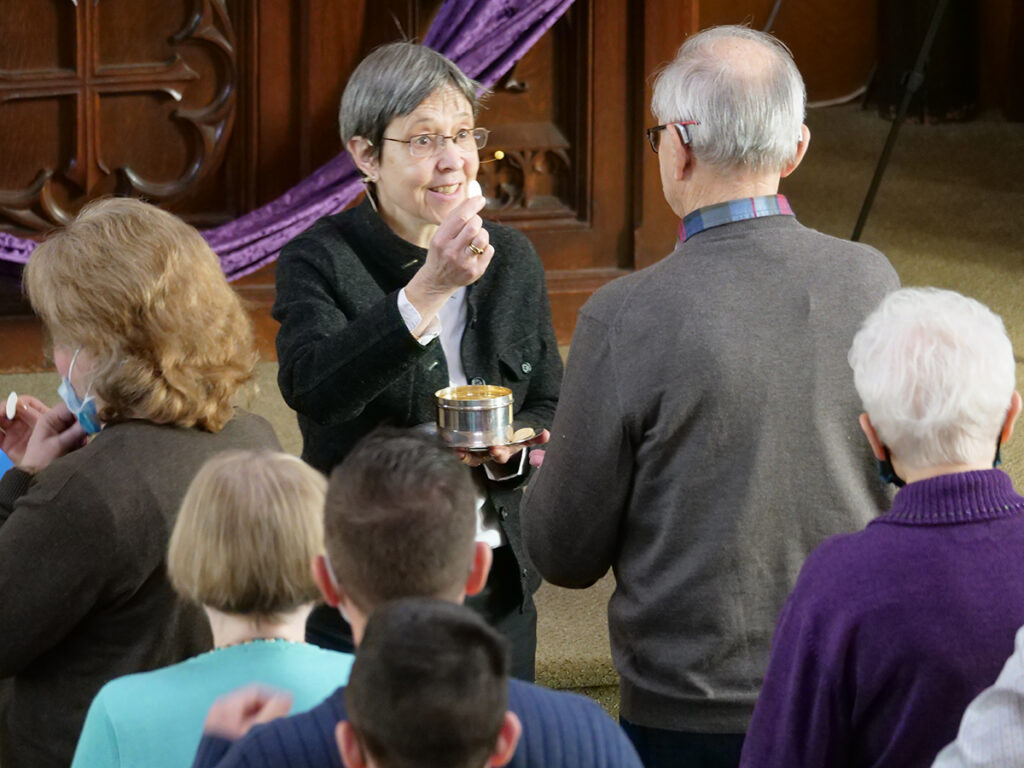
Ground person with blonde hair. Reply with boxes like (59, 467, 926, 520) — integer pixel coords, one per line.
(190, 429, 642, 768)
(0, 197, 279, 768)
(71, 450, 353, 768)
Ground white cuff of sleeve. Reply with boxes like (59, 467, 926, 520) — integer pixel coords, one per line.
(398, 288, 441, 346)
(483, 447, 527, 482)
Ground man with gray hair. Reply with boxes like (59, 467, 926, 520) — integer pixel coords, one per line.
(522, 25, 899, 767)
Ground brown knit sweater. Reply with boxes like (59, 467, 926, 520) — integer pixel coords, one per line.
(0, 411, 279, 768)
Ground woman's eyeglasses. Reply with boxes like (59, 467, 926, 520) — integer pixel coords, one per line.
(646, 121, 700, 153)
(382, 128, 490, 158)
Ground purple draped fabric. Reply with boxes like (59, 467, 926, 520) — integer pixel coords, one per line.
(0, 0, 575, 278)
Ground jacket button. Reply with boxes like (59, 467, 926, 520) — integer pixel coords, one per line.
(521, 362, 532, 374)
(499, 507, 508, 520)
(471, 376, 485, 385)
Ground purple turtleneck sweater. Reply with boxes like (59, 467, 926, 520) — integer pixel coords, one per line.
(740, 469, 1024, 768)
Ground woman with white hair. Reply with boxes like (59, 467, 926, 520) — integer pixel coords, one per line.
(273, 41, 562, 679)
(740, 287, 1023, 768)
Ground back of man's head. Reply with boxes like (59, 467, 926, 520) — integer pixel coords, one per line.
(339, 598, 517, 768)
(652, 24, 805, 174)
(324, 428, 478, 611)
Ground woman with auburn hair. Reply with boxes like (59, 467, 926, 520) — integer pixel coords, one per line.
(72, 450, 353, 768)
(0, 197, 279, 768)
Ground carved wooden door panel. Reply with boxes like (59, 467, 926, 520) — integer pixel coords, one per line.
(473, 0, 631, 339)
(0, 0, 242, 232)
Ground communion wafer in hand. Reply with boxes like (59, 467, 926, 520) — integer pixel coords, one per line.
(5, 392, 17, 420)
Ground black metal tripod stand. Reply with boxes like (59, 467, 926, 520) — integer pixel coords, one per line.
(851, 0, 952, 241)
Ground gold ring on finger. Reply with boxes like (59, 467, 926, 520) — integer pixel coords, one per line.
(467, 241, 485, 256)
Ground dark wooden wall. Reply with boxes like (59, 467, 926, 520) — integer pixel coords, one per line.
(0, 0, 1018, 371)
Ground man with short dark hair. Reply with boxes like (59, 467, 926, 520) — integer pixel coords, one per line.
(522, 25, 900, 768)
(320, 427, 482, 609)
(192, 429, 641, 768)
(336, 599, 520, 768)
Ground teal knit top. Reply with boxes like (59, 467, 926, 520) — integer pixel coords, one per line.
(71, 640, 354, 768)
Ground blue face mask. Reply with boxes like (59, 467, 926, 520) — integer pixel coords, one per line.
(58, 349, 102, 435)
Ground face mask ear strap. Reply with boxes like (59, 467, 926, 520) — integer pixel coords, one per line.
(878, 447, 906, 488)
(68, 347, 98, 399)
(323, 553, 340, 587)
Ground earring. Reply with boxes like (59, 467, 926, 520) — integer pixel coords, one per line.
(361, 175, 379, 213)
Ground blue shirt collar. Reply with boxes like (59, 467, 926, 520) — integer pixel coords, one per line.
(678, 194, 795, 242)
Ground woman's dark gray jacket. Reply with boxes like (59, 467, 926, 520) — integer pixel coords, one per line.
(273, 199, 562, 597)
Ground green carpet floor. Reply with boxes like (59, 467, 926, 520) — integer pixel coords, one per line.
(783, 104, 1024, 358)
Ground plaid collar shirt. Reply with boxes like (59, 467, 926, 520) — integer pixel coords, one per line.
(678, 194, 795, 242)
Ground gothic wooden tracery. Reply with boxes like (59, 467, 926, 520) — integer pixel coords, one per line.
(0, 0, 237, 231)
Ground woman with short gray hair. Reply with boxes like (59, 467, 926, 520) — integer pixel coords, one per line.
(741, 288, 1024, 768)
(272, 42, 562, 679)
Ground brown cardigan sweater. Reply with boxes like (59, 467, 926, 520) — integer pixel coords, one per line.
(0, 411, 279, 768)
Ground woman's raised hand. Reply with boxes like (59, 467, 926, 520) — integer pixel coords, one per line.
(404, 196, 493, 327)
(424, 194, 493, 291)
(19, 401, 88, 475)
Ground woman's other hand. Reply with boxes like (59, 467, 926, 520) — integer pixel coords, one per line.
(19, 402, 88, 474)
(456, 429, 550, 468)
(202, 686, 294, 741)
(0, 395, 48, 468)
(404, 195, 492, 330)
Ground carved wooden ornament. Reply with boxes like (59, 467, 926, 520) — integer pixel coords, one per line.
(0, 0, 237, 232)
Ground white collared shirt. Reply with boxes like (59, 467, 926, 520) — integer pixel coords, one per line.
(398, 287, 524, 548)
(932, 624, 1024, 767)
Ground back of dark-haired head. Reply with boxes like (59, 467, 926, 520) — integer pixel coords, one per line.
(346, 598, 509, 768)
(324, 428, 477, 611)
